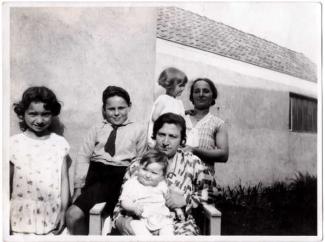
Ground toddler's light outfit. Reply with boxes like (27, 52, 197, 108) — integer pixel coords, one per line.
(119, 176, 173, 235)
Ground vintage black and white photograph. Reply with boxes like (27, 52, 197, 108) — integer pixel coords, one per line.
(2, 1, 322, 241)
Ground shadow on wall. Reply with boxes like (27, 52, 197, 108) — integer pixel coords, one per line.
(50, 116, 65, 136)
(51, 117, 73, 170)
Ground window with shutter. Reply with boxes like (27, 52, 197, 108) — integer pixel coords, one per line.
(289, 93, 317, 133)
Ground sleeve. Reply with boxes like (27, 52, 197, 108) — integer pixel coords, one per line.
(119, 178, 136, 201)
(9, 136, 18, 165)
(215, 116, 225, 130)
(184, 155, 208, 212)
(112, 159, 141, 223)
(74, 125, 97, 189)
(151, 96, 166, 121)
(159, 180, 169, 196)
(178, 99, 186, 117)
(60, 136, 70, 156)
(135, 123, 148, 157)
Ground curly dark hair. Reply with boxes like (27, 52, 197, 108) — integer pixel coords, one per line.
(189, 78, 218, 106)
(13, 86, 61, 131)
(152, 113, 186, 147)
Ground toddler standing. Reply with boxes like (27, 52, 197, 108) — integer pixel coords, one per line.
(10, 86, 70, 235)
(147, 67, 198, 148)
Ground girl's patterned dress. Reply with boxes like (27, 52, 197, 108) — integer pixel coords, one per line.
(10, 133, 69, 235)
(113, 149, 214, 235)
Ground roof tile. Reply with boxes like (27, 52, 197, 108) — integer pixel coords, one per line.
(157, 7, 317, 82)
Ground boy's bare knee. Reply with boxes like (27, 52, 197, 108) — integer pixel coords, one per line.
(66, 205, 85, 224)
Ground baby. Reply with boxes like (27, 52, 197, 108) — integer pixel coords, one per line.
(120, 150, 184, 235)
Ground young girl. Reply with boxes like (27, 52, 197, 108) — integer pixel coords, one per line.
(147, 67, 198, 148)
(10, 86, 70, 235)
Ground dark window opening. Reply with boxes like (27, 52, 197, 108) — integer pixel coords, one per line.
(289, 93, 317, 133)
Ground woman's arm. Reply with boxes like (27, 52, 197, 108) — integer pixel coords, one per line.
(165, 185, 187, 209)
(53, 156, 70, 235)
(192, 124, 229, 164)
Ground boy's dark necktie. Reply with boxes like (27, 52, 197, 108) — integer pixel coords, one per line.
(104, 124, 123, 156)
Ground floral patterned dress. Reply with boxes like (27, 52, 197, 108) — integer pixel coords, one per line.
(113, 149, 214, 235)
(10, 133, 70, 235)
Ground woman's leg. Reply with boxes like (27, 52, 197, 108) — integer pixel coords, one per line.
(174, 215, 199, 235)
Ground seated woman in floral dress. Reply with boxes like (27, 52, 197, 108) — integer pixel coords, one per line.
(112, 113, 215, 235)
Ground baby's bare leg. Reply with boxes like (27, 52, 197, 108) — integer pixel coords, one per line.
(159, 223, 174, 235)
(130, 220, 152, 235)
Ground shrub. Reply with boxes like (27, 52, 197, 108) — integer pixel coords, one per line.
(215, 173, 317, 235)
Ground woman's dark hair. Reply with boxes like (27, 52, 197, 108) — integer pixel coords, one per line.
(158, 67, 188, 90)
(13, 86, 61, 131)
(102, 86, 131, 107)
(139, 149, 169, 175)
(152, 113, 186, 146)
(189, 78, 218, 106)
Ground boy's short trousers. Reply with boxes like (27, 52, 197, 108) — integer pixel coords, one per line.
(74, 161, 127, 216)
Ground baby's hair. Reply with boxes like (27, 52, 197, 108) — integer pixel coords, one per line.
(189, 78, 218, 106)
(139, 149, 169, 176)
(13, 86, 61, 131)
(158, 67, 188, 90)
(102, 86, 131, 107)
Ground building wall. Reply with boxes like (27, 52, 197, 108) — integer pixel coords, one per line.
(156, 39, 317, 187)
(7, 7, 318, 188)
(8, 7, 157, 187)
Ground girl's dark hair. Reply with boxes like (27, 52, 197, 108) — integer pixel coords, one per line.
(158, 67, 188, 90)
(189, 78, 218, 106)
(140, 149, 169, 175)
(152, 113, 186, 147)
(13, 86, 61, 131)
(102, 86, 131, 107)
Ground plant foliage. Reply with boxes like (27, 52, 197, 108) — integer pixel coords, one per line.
(214, 173, 317, 235)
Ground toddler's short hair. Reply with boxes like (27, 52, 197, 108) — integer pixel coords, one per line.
(139, 149, 169, 175)
(158, 67, 188, 90)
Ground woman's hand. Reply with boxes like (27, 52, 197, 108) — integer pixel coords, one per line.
(52, 210, 66, 235)
(185, 109, 196, 115)
(165, 186, 186, 209)
(182, 145, 194, 153)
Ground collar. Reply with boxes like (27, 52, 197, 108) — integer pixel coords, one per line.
(102, 118, 133, 126)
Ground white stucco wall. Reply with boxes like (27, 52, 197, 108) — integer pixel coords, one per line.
(7, 7, 158, 191)
(156, 39, 318, 187)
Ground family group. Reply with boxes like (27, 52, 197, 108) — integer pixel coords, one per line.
(9, 67, 229, 236)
